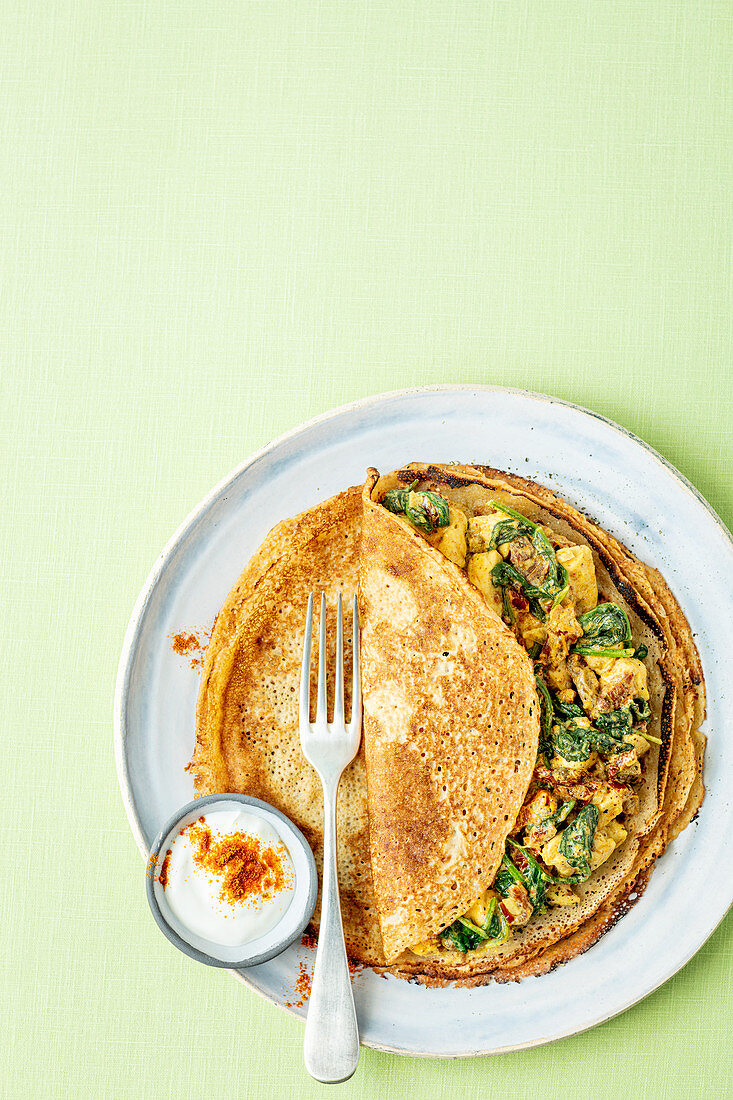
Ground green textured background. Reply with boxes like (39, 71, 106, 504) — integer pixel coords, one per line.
(2, 2, 732, 1097)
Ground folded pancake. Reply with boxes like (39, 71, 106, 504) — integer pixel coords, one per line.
(192, 463, 704, 985)
(362, 464, 705, 984)
(191, 486, 386, 964)
(359, 472, 540, 962)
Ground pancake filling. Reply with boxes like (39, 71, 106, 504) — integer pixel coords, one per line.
(380, 486, 658, 959)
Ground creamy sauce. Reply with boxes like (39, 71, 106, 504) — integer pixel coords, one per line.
(160, 809, 295, 947)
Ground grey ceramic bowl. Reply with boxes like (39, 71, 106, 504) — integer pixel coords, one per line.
(146, 793, 318, 968)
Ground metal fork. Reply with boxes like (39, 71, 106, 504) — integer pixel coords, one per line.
(299, 592, 362, 1084)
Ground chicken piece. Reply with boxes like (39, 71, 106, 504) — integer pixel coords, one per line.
(596, 657, 649, 714)
(540, 524, 574, 550)
(533, 762, 604, 805)
(545, 662, 574, 695)
(466, 511, 509, 554)
(542, 603, 584, 695)
(508, 534, 550, 585)
(625, 732, 652, 758)
(586, 821, 628, 874)
(514, 609, 547, 651)
(568, 653, 601, 715)
(591, 785, 625, 827)
(518, 790, 560, 851)
(584, 654, 616, 675)
(605, 820, 628, 847)
(466, 549, 504, 616)
(500, 883, 533, 927)
(587, 827, 618, 873)
(525, 820, 559, 852)
(541, 832, 576, 879)
(556, 544, 598, 615)
(465, 889, 497, 927)
(425, 506, 468, 567)
(547, 884, 579, 907)
(547, 602, 583, 654)
(515, 789, 558, 834)
(607, 749, 642, 784)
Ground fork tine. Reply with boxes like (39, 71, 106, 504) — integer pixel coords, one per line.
(333, 592, 344, 724)
(349, 595, 361, 734)
(315, 592, 327, 723)
(299, 593, 314, 724)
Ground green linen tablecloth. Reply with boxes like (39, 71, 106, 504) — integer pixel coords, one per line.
(2, 2, 731, 1097)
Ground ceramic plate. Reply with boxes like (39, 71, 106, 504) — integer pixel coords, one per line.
(115, 386, 733, 1057)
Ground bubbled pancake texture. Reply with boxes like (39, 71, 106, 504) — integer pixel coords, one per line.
(192, 486, 385, 964)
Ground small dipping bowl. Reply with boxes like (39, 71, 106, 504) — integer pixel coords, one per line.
(146, 794, 318, 968)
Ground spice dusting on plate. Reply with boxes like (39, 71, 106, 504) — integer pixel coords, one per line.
(170, 627, 211, 670)
(285, 961, 313, 1008)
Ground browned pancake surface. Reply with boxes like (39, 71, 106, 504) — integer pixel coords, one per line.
(192, 486, 385, 963)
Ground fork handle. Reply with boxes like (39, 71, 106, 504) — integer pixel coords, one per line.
(304, 774, 359, 1083)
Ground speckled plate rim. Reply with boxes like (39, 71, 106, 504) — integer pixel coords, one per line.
(114, 384, 733, 1058)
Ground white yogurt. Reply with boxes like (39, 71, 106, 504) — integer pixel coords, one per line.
(159, 808, 295, 947)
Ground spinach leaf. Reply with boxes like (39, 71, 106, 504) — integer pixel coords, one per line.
(555, 799, 576, 825)
(440, 921, 483, 952)
(586, 725, 632, 756)
(593, 697, 655, 750)
(535, 674, 554, 765)
(457, 916, 489, 941)
(382, 480, 416, 515)
(484, 899, 510, 946)
(490, 561, 551, 621)
(489, 516, 533, 551)
(594, 706, 633, 734)
(571, 602, 634, 656)
(440, 903, 509, 953)
(382, 481, 450, 533)
(500, 583, 516, 625)
(507, 840, 553, 912)
(539, 798, 576, 828)
(553, 706, 654, 760)
(631, 697, 651, 723)
(588, 708, 634, 754)
(493, 853, 525, 897)
(487, 502, 569, 614)
(488, 500, 541, 529)
(406, 490, 450, 532)
(552, 718, 592, 762)
(481, 895, 498, 931)
(633, 643, 648, 661)
(557, 805, 599, 881)
(551, 695, 585, 722)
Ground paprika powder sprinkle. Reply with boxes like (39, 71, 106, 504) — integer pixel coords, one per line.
(158, 848, 173, 889)
(180, 820, 292, 906)
(170, 627, 211, 670)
